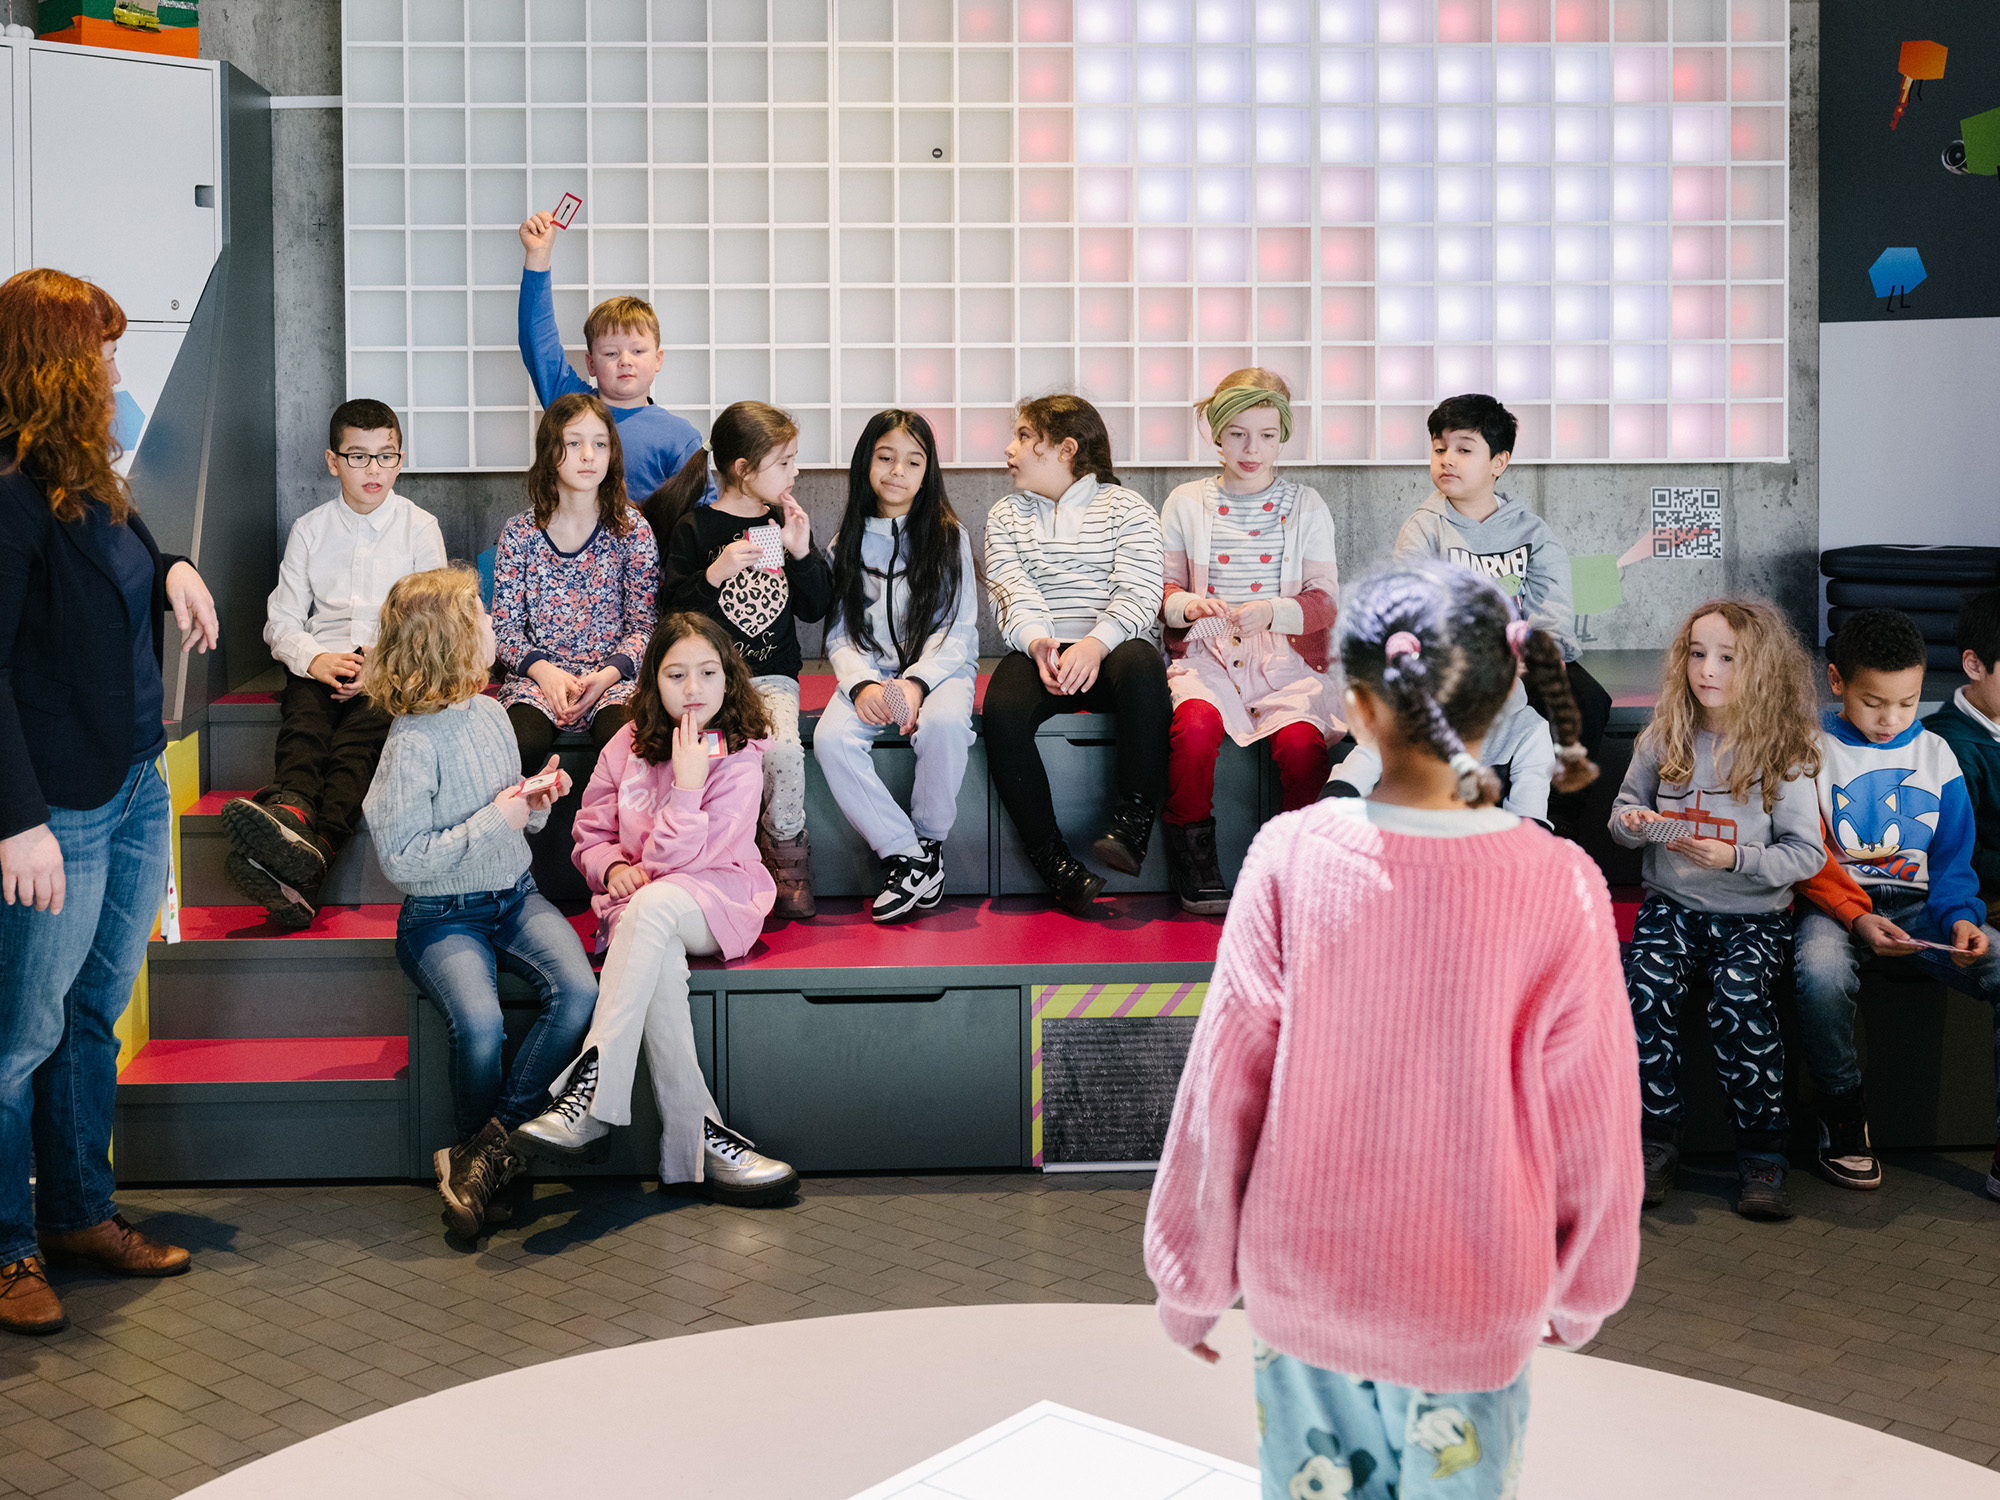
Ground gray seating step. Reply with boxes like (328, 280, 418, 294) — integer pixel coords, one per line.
(146, 912, 406, 1039)
(180, 801, 401, 905)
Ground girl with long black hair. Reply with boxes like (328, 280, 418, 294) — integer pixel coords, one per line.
(813, 411, 980, 922)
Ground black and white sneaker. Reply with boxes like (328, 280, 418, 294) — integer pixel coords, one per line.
(872, 843, 944, 923)
(221, 797, 332, 890)
(1816, 1105, 1883, 1191)
(223, 851, 317, 931)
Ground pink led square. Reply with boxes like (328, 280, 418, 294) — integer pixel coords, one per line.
(1437, 0, 1491, 42)
(1079, 229, 1132, 281)
(1257, 287, 1309, 340)
(1019, 109, 1075, 162)
(1018, 50, 1073, 103)
(1080, 346, 1133, 401)
(1136, 227, 1191, 281)
(1199, 286, 1252, 341)
(1080, 287, 1132, 341)
(1728, 402, 1782, 457)
(1496, 0, 1549, 42)
(1672, 48, 1725, 101)
(1138, 286, 1191, 340)
(1322, 346, 1373, 400)
(1017, 170, 1074, 223)
(1728, 343, 1781, 399)
(1138, 346, 1191, 401)
(1076, 168, 1131, 223)
(900, 349, 954, 403)
(1257, 228, 1310, 280)
(1671, 225, 1724, 279)
(1671, 166, 1724, 220)
(1553, 0, 1608, 43)
(1140, 407, 1192, 461)
(1018, 0, 1074, 43)
(1321, 287, 1373, 340)
(1611, 403, 1665, 459)
(1379, 405, 1433, 459)
(1670, 403, 1723, 459)
(914, 408, 957, 462)
(1254, 168, 1310, 223)
(1320, 406, 1372, 460)
(958, 0, 1011, 43)
(1671, 285, 1724, 339)
(1319, 167, 1375, 222)
(1197, 347, 1253, 390)
(961, 408, 1016, 462)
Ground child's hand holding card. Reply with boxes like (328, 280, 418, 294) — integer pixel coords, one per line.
(747, 523, 784, 572)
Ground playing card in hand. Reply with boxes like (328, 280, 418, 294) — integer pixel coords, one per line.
(1640, 817, 1690, 843)
(881, 680, 911, 727)
(552, 192, 581, 229)
(1185, 613, 1231, 641)
(748, 523, 784, 572)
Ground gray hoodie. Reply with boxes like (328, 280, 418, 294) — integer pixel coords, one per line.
(1609, 729, 1825, 915)
(1332, 681, 1557, 824)
(1393, 492, 1579, 661)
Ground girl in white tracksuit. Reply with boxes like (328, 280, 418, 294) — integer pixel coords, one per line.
(815, 410, 980, 923)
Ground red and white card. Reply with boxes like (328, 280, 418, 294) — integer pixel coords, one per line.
(552, 192, 582, 229)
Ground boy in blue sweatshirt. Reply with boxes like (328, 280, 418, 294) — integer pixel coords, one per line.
(1392, 395, 1613, 767)
(1797, 607, 2000, 1202)
(517, 211, 709, 529)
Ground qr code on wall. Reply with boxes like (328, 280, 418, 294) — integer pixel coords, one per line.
(1650, 488, 1723, 559)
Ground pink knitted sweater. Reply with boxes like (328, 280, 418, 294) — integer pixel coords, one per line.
(1144, 801, 1642, 1392)
(570, 725, 775, 960)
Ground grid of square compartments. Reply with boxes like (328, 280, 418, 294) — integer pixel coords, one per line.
(341, 0, 1787, 469)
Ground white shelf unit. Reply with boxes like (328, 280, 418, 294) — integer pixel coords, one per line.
(341, 0, 1788, 469)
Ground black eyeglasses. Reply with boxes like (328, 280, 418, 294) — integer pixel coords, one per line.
(337, 451, 404, 469)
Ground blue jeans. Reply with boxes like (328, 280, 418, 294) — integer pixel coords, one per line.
(0, 760, 172, 1265)
(396, 872, 598, 1140)
(1794, 888, 2000, 1129)
(1255, 1340, 1531, 1500)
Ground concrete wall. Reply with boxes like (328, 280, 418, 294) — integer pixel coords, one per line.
(193, 0, 1822, 660)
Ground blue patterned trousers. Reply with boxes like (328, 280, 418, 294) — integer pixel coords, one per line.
(1624, 894, 1790, 1158)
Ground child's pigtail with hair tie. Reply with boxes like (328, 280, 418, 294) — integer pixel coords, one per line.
(1378, 628, 1504, 806)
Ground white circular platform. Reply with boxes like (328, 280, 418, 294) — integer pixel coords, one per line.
(183, 1303, 2000, 1499)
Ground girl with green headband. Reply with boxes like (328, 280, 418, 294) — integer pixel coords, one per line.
(1159, 370, 1343, 914)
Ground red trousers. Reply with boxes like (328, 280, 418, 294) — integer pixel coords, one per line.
(1164, 700, 1331, 825)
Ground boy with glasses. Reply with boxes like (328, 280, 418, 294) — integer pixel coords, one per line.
(225, 400, 446, 927)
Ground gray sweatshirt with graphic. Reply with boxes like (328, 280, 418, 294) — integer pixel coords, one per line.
(1609, 729, 1825, 915)
(1392, 492, 1579, 660)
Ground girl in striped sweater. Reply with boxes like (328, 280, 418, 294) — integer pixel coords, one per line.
(1160, 368, 1341, 915)
(983, 395, 1170, 914)
(1145, 561, 1640, 1500)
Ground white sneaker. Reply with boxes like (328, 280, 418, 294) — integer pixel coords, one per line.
(512, 1050, 611, 1161)
(701, 1119, 798, 1205)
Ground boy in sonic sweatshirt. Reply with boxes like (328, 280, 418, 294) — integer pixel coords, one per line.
(1392, 395, 1612, 765)
(1795, 608, 2000, 1204)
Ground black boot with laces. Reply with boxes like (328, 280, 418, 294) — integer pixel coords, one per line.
(1092, 794, 1157, 876)
(1026, 837, 1105, 916)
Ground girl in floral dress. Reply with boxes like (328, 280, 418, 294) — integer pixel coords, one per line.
(494, 392, 659, 773)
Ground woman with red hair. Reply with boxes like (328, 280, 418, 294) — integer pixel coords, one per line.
(0, 268, 219, 1336)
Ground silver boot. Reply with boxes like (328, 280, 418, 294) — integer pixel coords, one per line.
(512, 1049, 612, 1161)
(701, 1119, 799, 1205)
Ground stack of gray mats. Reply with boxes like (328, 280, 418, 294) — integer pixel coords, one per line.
(1822, 545, 2000, 672)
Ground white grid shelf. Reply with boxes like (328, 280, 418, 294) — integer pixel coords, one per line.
(342, 0, 1789, 469)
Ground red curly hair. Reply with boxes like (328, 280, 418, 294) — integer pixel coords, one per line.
(0, 269, 130, 524)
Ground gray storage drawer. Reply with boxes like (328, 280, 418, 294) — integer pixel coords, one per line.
(725, 986, 1022, 1171)
(802, 732, 990, 899)
(997, 720, 1263, 894)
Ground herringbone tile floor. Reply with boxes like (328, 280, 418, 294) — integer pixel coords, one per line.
(0, 1155, 1993, 1497)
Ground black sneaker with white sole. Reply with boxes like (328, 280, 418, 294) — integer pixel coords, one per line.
(872, 844, 944, 923)
(223, 851, 318, 930)
(1815, 1103, 1883, 1191)
(221, 797, 332, 890)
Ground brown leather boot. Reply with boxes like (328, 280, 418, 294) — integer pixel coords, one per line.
(0, 1258, 66, 1335)
(38, 1214, 190, 1278)
(758, 826, 816, 921)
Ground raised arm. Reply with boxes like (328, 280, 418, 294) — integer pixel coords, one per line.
(516, 265, 592, 409)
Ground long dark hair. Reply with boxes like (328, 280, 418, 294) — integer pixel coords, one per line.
(528, 392, 632, 534)
(829, 410, 965, 670)
(628, 612, 774, 763)
(642, 400, 798, 549)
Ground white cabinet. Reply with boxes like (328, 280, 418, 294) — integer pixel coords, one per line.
(25, 47, 218, 324)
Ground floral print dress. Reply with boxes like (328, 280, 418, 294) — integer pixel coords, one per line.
(493, 510, 658, 727)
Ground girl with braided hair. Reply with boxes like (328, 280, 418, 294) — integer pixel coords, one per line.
(1160, 369, 1341, 913)
(1145, 561, 1639, 1500)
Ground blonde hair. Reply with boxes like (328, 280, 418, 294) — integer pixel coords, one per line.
(1640, 597, 1821, 813)
(1194, 366, 1291, 439)
(583, 294, 659, 349)
(362, 566, 491, 717)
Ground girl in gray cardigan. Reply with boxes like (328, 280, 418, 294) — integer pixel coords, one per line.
(361, 566, 597, 1239)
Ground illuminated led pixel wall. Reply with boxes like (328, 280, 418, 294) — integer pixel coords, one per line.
(341, 0, 1789, 469)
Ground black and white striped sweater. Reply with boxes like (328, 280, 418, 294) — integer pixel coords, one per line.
(983, 476, 1165, 655)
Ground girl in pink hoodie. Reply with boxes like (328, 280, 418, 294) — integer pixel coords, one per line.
(1144, 562, 1641, 1500)
(513, 613, 798, 1204)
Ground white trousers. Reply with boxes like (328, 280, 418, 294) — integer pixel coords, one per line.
(812, 673, 977, 859)
(552, 878, 720, 1183)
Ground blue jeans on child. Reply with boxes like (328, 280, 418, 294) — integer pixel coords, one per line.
(1794, 890, 2000, 1131)
(395, 872, 598, 1140)
(0, 760, 173, 1267)
(1255, 1341, 1530, 1500)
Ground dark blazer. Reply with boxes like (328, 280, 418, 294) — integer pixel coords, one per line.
(0, 440, 187, 839)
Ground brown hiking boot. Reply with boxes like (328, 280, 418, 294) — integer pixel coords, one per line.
(435, 1118, 517, 1238)
(37, 1214, 189, 1278)
(0, 1259, 65, 1335)
(759, 826, 816, 921)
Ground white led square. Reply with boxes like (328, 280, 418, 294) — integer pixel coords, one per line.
(1611, 225, 1668, 280)
(1078, 109, 1132, 162)
(1196, 167, 1250, 222)
(1435, 165, 1493, 221)
(1495, 225, 1551, 280)
(1552, 165, 1609, 220)
(1495, 285, 1551, 341)
(1552, 47, 1609, 101)
(1319, 0, 1373, 45)
(1552, 107, 1608, 161)
(1377, 49, 1434, 104)
(1078, 167, 1133, 220)
(1377, 108, 1435, 163)
(1611, 284, 1667, 340)
(1137, 49, 1192, 102)
(1377, 343, 1434, 399)
(1377, 226, 1433, 281)
(1670, 104, 1727, 163)
(1495, 342, 1551, 397)
(1553, 284, 1608, 338)
(1437, 344, 1492, 391)
(1321, 49, 1374, 101)
(1612, 343, 1667, 400)
(1436, 226, 1492, 279)
(1553, 344, 1609, 399)
(1137, 0, 1191, 43)
(1436, 284, 1492, 340)
(1494, 107, 1550, 161)
(1376, 286, 1434, 341)
(1611, 166, 1668, 221)
(1138, 108, 1192, 161)
(1257, 0, 1311, 43)
(1197, 109, 1251, 162)
(1376, 166, 1433, 221)
(1198, 228, 1252, 280)
(1195, 50, 1252, 103)
(1321, 109, 1374, 162)
(1494, 165, 1550, 221)
(1254, 167, 1310, 220)
(1436, 107, 1493, 162)
(1135, 167, 1191, 221)
(1553, 224, 1609, 279)
(1255, 109, 1310, 162)
(1436, 47, 1492, 103)
(1494, 48, 1551, 102)
(1376, 0, 1432, 45)
(1077, 0, 1132, 43)
(1077, 49, 1133, 102)
(1612, 105, 1669, 162)
(1256, 49, 1310, 102)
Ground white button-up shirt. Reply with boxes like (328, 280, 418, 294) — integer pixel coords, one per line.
(263, 491, 447, 678)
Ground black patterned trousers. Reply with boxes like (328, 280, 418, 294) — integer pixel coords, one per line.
(1625, 894, 1791, 1158)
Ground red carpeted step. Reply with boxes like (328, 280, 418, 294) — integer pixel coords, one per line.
(173, 904, 403, 941)
(1610, 885, 1641, 944)
(119, 1036, 409, 1084)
